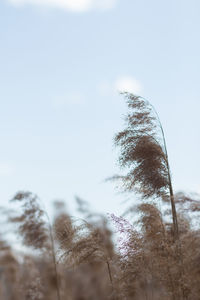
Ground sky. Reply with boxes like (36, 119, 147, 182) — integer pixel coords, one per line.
(0, 0, 200, 217)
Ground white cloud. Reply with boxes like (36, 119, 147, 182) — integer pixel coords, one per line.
(98, 76, 143, 96)
(0, 163, 15, 177)
(7, 0, 117, 12)
(114, 76, 142, 94)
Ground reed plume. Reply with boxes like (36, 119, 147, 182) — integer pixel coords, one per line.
(113, 93, 180, 240)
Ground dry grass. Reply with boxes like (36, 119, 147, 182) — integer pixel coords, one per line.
(0, 93, 199, 299)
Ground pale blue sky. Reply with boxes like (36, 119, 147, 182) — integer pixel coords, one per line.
(0, 0, 199, 216)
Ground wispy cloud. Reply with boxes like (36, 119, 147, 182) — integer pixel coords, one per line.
(0, 162, 15, 177)
(51, 91, 85, 108)
(7, 0, 118, 12)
